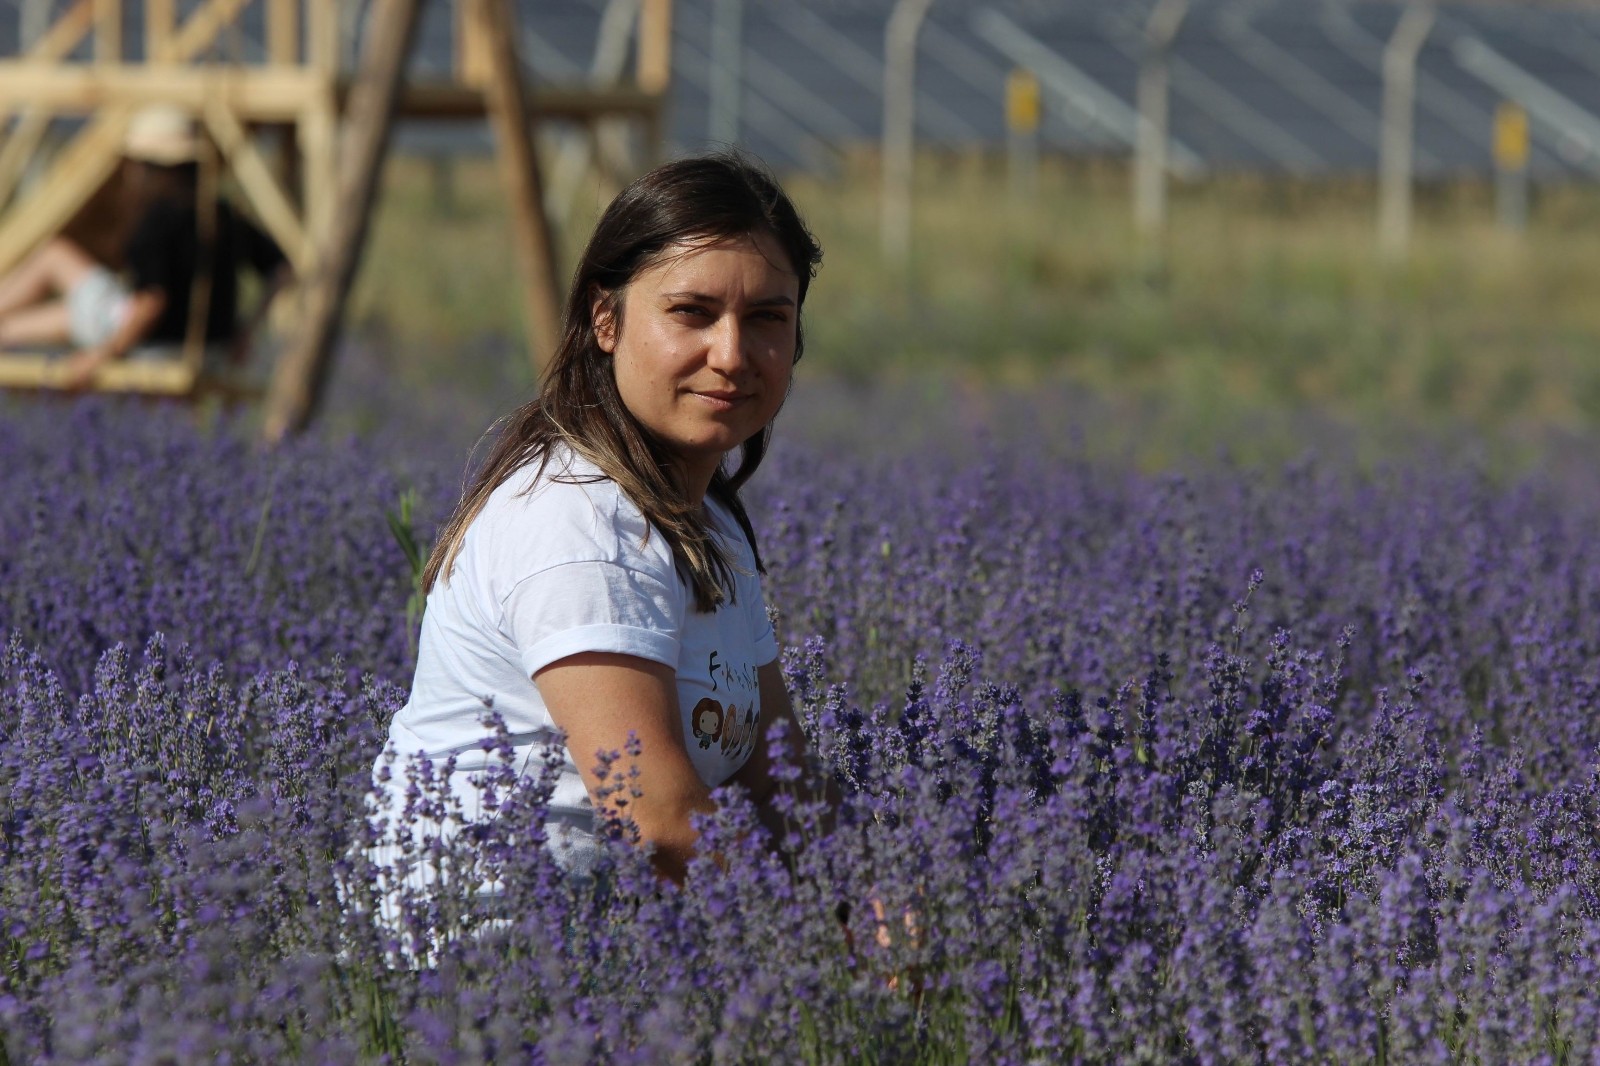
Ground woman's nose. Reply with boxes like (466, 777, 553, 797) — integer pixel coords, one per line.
(706, 316, 748, 372)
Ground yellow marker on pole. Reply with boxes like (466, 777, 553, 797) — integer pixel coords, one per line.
(1494, 102, 1529, 171)
(1493, 101, 1530, 231)
(1006, 68, 1041, 134)
(1005, 68, 1041, 207)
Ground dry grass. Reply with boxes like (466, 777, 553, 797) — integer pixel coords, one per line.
(351, 149, 1600, 454)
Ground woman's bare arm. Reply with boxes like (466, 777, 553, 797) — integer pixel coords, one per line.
(535, 651, 714, 883)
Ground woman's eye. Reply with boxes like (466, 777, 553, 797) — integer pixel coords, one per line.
(670, 304, 710, 319)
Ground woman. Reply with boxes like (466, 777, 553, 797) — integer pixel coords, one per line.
(0, 105, 287, 388)
(373, 152, 825, 885)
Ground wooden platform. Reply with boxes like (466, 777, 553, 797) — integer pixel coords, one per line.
(0, 349, 263, 399)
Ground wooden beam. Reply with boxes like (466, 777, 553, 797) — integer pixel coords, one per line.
(30, 0, 95, 63)
(0, 72, 660, 125)
(263, 0, 423, 443)
(0, 351, 198, 393)
(169, 0, 255, 64)
(203, 102, 314, 271)
(0, 67, 327, 119)
(0, 349, 262, 399)
(637, 0, 673, 94)
(389, 81, 663, 120)
(268, 0, 299, 66)
(0, 0, 115, 163)
(0, 110, 52, 211)
(297, 92, 336, 257)
(94, 0, 122, 62)
(0, 108, 130, 275)
(478, 0, 562, 375)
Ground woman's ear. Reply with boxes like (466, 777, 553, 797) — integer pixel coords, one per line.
(591, 288, 617, 353)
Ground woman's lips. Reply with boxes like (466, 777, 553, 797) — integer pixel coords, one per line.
(690, 389, 749, 410)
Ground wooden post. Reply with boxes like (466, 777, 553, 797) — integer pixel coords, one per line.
(147, 0, 175, 61)
(479, 0, 564, 377)
(297, 95, 337, 261)
(268, 0, 299, 66)
(1378, 3, 1434, 261)
(638, 0, 673, 94)
(309, 0, 339, 74)
(262, 0, 424, 443)
(93, 0, 121, 62)
(457, 0, 493, 87)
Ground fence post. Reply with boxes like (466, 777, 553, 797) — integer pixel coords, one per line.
(1135, 0, 1187, 242)
(1494, 101, 1529, 231)
(881, 0, 935, 269)
(1006, 68, 1040, 206)
(1378, 3, 1434, 260)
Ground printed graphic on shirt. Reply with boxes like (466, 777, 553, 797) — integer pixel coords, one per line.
(690, 649, 760, 761)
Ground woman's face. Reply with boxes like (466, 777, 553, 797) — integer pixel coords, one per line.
(595, 232, 800, 495)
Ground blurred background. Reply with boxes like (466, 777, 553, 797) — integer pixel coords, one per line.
(4, 0, 1600, 466)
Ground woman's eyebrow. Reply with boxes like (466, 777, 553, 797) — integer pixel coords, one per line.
(660, 291, 795, 308)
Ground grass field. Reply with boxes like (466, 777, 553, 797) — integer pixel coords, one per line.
(351, 148, 1600, 466)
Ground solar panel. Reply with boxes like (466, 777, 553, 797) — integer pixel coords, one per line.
(7, 0, 1599, 177)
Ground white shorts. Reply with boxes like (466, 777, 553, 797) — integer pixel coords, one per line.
(67, 266, 132, 348)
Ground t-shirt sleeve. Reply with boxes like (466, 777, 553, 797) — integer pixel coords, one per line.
(503, 559, 683, 679)
(751, 592, 778, 665)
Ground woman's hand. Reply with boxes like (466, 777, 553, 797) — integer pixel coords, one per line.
(840, 892, 924, 996)
(535, 652, 714, 882)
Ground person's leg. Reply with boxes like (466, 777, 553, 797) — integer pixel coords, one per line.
(0, 237, 99, 320)
(0, 301, 73, 348)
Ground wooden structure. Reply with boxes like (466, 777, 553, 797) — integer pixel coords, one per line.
(0, 0, 673, 433)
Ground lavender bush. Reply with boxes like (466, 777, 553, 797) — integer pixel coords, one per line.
(2, 392, 1599, 1063)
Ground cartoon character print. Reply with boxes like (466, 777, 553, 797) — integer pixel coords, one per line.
(717, 701, 758, 763)
(690, 696, 760, 761)
(692, 648, 760, 762)
(691, 697, 725, 750)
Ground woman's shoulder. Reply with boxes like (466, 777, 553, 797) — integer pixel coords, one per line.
(473, 445, 667, 576)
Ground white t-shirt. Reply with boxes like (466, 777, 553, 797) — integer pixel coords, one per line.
(373, 447, 778, 874)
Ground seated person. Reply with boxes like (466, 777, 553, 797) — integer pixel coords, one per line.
(0, 105, 289, 388)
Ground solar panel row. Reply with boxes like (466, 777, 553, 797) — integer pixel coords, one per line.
(5, 0, 1599, 178)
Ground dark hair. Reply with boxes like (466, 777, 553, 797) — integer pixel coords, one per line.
(422, 151, 823, 611)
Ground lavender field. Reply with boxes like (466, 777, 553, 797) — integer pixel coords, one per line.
(3, 387, 1600, 1064)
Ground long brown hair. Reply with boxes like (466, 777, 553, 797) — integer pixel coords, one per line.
(422, 152, 822, 611)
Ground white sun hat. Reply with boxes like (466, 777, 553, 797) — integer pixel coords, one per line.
(122, 105, 199, 165)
